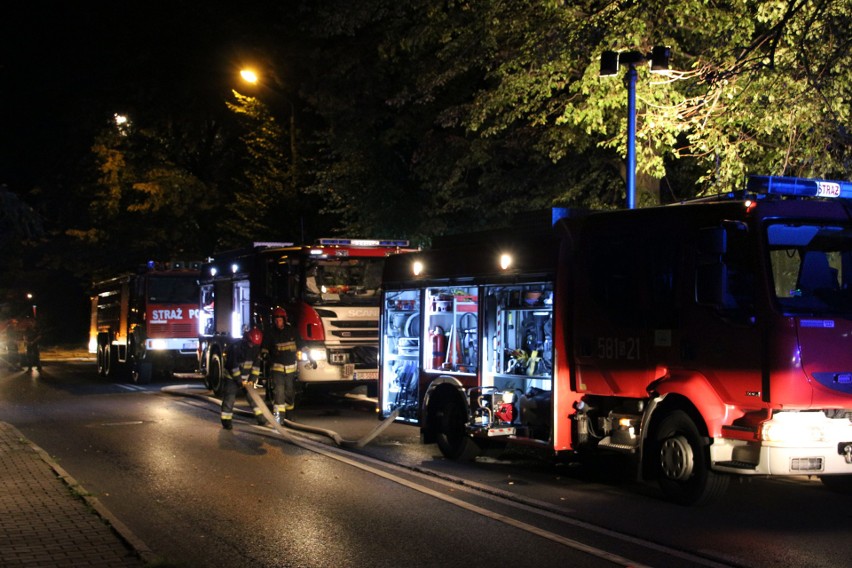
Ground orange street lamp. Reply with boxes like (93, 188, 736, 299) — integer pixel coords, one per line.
(239, 68, 258, 84)
(238, 67, 297, 190)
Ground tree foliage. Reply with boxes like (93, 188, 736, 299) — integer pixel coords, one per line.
(16, 0, 852, 279)
(299, 0, 852, 235)
(64, 113, 231, 279)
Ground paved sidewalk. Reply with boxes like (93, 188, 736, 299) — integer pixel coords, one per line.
(0, 421, 153, 567)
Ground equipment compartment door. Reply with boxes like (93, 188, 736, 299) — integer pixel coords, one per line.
(381, 290, 422, 422)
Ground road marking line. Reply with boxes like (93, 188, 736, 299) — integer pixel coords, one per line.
(277, 432, 649, 567)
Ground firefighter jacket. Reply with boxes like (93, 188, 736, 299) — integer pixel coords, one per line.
(226, 339, 261, 382)
(262, 324, 298, 374)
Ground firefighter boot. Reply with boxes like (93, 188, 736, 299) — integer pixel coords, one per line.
(221, 418, 233, 430)
(254, 410, 267, 426)
(273, 407, 286, 425)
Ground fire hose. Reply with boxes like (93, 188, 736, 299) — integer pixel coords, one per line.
(161, 384, 398, 448)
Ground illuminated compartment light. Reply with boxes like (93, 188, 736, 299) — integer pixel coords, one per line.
(500, 254, 512, 270)
(412, 260, 424, 276)
(231, 311, 241, 339)
(748, 175, 852, 199)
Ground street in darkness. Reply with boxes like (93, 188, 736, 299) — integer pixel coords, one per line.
(1, 359, 850, 568)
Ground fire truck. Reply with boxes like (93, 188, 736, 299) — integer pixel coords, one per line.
(379, 175, 852, 505)
(90, 261, 201, 383)
(198, 239, 414, 396)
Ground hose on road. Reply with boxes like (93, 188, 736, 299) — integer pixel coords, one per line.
(161, 384, 399, 448)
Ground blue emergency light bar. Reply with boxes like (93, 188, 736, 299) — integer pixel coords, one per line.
(748, 175, 852, 199)
(317, 238, 410, 247)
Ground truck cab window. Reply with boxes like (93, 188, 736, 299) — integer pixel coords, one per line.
(768, 223, 852, 314)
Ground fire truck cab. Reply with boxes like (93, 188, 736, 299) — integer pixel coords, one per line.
(198, 239, 414, 396)
(379, 176, 852, 505)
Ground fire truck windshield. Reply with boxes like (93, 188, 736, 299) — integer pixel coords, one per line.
(304, 257, 384, 305)
(147, 276, 198, 304)
(768, 222, 852, 315)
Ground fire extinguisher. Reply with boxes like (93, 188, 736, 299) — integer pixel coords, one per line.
(430, 326, 446, 368)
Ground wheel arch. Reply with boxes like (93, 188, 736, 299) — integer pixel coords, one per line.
(648, 371, 732, 438)
(641, 393, 709, 480)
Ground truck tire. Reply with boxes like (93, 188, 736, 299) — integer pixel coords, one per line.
(104, 345, 115, 379)
(208, 353, 224, 397)
(654, 410, 729, 506)
(132, 361, 152, 384)
(435, 398, 480, 460)
(97, 344, 108, 377)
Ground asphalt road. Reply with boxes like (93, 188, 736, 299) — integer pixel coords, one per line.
(2, 360, 851, 567)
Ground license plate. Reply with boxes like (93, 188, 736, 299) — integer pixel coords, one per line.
(183, 341, 198, 350)
(343, 363, 354, 379)
(355, 370, 378, 380)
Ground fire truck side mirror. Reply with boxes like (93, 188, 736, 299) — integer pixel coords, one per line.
(696, 227, 727, 307)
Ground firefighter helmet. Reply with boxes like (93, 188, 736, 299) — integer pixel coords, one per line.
(246, 328, 263, 346)
(272, 307, 288, 322)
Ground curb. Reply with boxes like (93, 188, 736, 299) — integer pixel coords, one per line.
(8, 423, 158, 565)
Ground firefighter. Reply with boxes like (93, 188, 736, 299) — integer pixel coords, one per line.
(23, 319, 41, 372)
(260, 307, 298, 424)
(220, 327, 267, 430)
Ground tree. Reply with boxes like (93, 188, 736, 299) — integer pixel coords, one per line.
(64, 111, 232, 279)
(222, 91, 295, 246)
(299, 0, 852, 236)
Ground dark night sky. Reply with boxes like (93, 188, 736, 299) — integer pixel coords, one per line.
(1, 1, 279, 193)
(1, 2, 288, 343)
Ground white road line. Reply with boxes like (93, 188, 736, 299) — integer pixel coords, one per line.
(278, 431, 650, 567)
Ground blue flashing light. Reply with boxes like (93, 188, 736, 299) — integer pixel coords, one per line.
(748, 175, 852, 199)
(552, 207, 570, 225)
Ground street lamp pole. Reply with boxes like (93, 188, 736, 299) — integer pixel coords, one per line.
(626, 65, 638, 210)
(238, 68, 297, 191)
(600, 46, 672, 210)
(26, 293, 36, 319)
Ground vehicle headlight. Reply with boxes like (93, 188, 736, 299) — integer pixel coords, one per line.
(148, 339, 168, 351)
(299, 348, 326, 362)
(759, 413, 826, 444)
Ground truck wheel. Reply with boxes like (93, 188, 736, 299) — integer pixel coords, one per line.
(131, 361, 152, 384)
(819, 474, 852, 493)
(208, 353, 224, 397)
(97, 344, 107, 377)
(654, 410, 729, 506)
(435, 398, 480, 460)
(104, 345, 115, 379)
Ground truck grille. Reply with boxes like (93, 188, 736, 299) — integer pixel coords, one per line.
(330, 330, 378, 339)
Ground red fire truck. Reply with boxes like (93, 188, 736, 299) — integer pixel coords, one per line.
(379, 175, 852, 505)
(90, 261, 201, 383)
(198, 239, 414, 396)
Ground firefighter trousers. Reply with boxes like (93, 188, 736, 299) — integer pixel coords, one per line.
(221, 378, 267, 425)
(270, 370, 296, 414)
